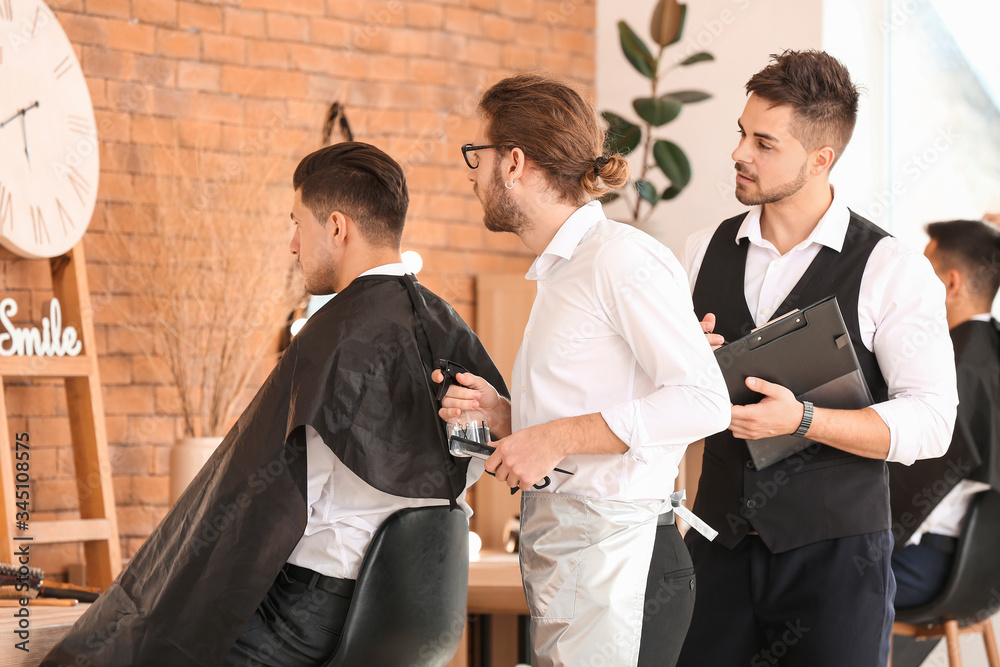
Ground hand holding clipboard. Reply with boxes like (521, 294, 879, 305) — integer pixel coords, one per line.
(711, 296, 874, 469)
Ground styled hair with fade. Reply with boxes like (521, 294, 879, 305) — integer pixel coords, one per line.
(926, 219, 1000, 301)
(746, 50, 860, 168)
(292, 142, 408, 248)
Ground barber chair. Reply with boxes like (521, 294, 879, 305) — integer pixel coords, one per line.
(323, 506, 470, 667)
(890, 490, 1000, 667)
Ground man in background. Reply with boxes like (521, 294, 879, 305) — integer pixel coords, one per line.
(889, 219, 1000, 666)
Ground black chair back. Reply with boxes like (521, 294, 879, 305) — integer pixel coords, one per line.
(896, 490, 1000, 625)
(323, 506, 469, 667)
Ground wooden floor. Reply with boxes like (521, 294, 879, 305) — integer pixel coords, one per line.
(0, 604, 89, 667)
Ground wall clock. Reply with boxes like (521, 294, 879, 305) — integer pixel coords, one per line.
(0, 0, 99, 259)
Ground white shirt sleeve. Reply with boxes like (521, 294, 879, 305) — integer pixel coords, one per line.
(594, 235, 731, 456)
(681, 226, 716, 294)
(862, 239, 957, 464)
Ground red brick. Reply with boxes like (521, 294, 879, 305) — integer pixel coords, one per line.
(152, 86, 196, 116)
(202, 32, 246, 64)
(59, 13, 108, 46)
(98, 355, 132, 385)
(246, 38, 288, 67)
(133, 0, 178, 26)
(406, 2, 443, 28)
(195, 92, 244, 124)
(177, 61, 221, 91)
(243, 0, 323, 15)
(33, 479, 81, 511)
(266, 12, 308, 41)
(25, 417, 73, 448)
(85, 0, 129, 19)
(106, 18, 156, 55)
(5, 383, 63, 417)
(444, 6, 481, 35)
(155, 27, 201, 59)
(224, 8, 266, 37)
(104, 386, 156, 415)
(178, 1, 223, 32)
(83, 46, 133, 80)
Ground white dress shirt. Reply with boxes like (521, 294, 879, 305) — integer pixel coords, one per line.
(682, 192, 957, 465)
(907, 313, 993, 545)
(511, 201, 731, 503)
(286, 264, 483, 579)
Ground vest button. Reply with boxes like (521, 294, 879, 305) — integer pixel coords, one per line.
(745, 459, 755, 470)
(746, 498, 757, 509)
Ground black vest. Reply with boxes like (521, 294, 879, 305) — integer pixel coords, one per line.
(692, 210, 891, 553)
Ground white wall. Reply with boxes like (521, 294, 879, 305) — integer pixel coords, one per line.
(596, 0, 823, 255)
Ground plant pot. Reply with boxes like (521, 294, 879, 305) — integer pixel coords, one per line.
(169, 436, 223, 505)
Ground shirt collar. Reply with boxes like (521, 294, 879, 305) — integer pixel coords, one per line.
(735, 187, 850, 254)
(527, 201, 606, 280)
(359, 262, 408, 277)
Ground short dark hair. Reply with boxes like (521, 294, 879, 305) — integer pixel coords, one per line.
(292, 142, 408, 247)
(746, 50, 859, 167)
(926, 219, 1000, 301)
(478, 73, 629, 206)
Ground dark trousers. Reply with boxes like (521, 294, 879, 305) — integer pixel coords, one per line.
(637, 522, 697, 667)
(889, 539, 956, 667)
(677, 530, 895, 667)
(219, 564, 355, 667)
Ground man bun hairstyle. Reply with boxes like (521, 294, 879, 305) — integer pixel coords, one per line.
(926, 219, 1000, 301)
(478, 73, 630, 205)
(292, 141, 408, 248)
(746, 50, 860, 168)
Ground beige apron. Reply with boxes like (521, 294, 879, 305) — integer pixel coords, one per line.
(519, 491, 663, 667)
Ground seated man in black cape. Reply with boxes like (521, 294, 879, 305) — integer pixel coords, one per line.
(889, 219, 1000, 666)
(42, 142, 508, 667)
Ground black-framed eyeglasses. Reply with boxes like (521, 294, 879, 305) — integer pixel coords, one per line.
(461, 143, 502, 169)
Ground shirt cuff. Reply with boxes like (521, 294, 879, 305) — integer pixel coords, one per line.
(871, 398, 951, 465)
(600, 402, 649, 463)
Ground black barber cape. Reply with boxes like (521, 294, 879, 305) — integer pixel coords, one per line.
(888, 318, 1000, 551)
(42, 274, 508, 667)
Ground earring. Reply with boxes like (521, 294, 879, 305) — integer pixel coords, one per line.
(505, 180, 514, 189)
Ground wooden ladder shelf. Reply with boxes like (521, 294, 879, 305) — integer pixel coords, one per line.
(0, 243, 121, 589)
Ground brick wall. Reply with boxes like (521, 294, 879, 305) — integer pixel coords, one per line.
(0, 0, 596, 577)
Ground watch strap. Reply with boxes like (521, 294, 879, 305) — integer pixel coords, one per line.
(793, 400, 813, 437)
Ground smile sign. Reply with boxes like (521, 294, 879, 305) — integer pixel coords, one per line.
(0, 297, 82, 357)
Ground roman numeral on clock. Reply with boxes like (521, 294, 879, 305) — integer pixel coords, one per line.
(0, 0, 13, 22)
(68, 114, 92, 135)
(55, 197, 74, 235)
(54, 163, 91, 205)
(54, 55, 72, 79)
(0, 181, 12, 234)
(31, 205, 51, 246)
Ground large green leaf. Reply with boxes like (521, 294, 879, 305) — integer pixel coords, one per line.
(650, 0, 686, 47)
(653, 140, 691, 188)
(633, 96, 682, 127)
(618, 21, 656, 79)
(661, 185, 683, 200)
(602, 111, 642, 155)
(681, 52, 714, 66)
(636, 179, 660, 205)
(664, 90, 711, 104)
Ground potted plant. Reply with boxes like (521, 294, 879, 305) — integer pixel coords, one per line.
(602, 0, 716, 225)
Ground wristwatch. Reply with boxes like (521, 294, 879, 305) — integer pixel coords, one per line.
(793, 401, 814, 437)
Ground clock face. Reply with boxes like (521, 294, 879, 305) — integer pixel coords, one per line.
(0, 0, 99, 259)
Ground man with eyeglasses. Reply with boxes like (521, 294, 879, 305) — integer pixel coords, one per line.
(436, 73, 729, 666)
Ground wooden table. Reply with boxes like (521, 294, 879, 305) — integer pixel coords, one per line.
(0, 603, 89, 667)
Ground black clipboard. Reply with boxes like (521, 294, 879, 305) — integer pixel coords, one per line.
(714, 295, 873, 470)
